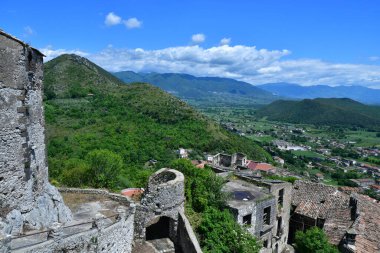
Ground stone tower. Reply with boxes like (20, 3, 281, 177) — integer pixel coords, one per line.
(0, 30, 71, 235)
(134, 168, 185, 246)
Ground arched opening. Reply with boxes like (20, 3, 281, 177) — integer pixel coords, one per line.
(146, 216, 171, 240)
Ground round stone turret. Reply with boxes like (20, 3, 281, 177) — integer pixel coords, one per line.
(141, 169, 185, 213)
(134, 168, 185, 244)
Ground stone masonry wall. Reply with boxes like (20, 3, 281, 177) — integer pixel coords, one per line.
(134, 168, 185, 244)
(177, 211, 202, 253)
(11, 206, 135, 253)
(0, 31, 71, 234)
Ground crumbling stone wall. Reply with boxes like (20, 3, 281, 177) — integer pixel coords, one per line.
(10, 206, 135, 253)
(0, 31, 71, 234)
(134, 168, 185, 244)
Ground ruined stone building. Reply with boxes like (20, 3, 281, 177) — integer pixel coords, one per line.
(222, 175, 292, 253)
(0, 30, 201, 253)
(0, 30, 72, 234)
(133, 168, 201, 253)
(290, 180, 380, 253)
(210, 152, 247, 168)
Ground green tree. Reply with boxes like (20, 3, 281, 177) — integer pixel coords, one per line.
(170, 159, 226, 212)
(295, 227, 339, 253)
(60, 158, 89, 187)
(197, 207, 260, 253)
(86, 149, 123, 189)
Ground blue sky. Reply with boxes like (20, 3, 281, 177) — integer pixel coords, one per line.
(2, 0, 380, 87)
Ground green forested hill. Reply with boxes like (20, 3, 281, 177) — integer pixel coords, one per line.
(44, 54, 125, 99)
(256, 98, 380, 129)
(44, 54, 271, 189)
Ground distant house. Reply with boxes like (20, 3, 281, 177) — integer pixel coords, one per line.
(338, 186, 361, 194)
(272, 140, 306, 151)
(209, 153, 247, 169)
(350, 178, 376, 188)
(313, 173, 324, 183)
(246, 161, 276, 174)
(191, 160, 207, 169)
(273, 156, 285, 167)
(177, 148, 188, 158)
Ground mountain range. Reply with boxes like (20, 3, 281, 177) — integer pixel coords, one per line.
(43, 54, 271, 187)
(256, 98, 380, 129)
(113, 71, 279, 106)
(258, 83, 380, 105)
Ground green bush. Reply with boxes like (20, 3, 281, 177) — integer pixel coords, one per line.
(86, 149, 123, 189)
(198, 207, 260, 253)
(295, 227, 339, 253)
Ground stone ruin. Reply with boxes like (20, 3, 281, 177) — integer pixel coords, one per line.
(0, 30, 72, 236)
(133, 168, 187, 252)
(0, 30, 201, 253)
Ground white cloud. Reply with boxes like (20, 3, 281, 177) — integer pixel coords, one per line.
(40, 44, 380, 89)
(191, 34, 205, 44)
(23, 26, 34, 37)
(369, 56, 380, 62)
(124, 18, 142, 29)
(40, 46, 89, 62)
(105, 12, 122, 26)
(220, 38, 231, 46)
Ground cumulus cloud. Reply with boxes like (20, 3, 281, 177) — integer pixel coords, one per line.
(105, 12, 122, 26)
(220, 38, 231, 45)
(39, 44, 380, 89)
(191, 33, 205, 44)
(124, 18, 142, 29)
(40, 46, 89, 62)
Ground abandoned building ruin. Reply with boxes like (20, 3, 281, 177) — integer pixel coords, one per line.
(221, 174, 292, 253)
(2, 29, 380, 253)
(0, 30, 201, 253)
(290, 181, 380, 253)
(209, 152, 247, 169)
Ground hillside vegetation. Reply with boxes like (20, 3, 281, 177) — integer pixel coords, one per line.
(256, 98, 380, 129)
(114, 71, 278, 106)
(44, 54, 271, 189)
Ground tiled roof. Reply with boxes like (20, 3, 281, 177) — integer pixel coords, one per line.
(246, 161, 274, 171)
(349, 194, 380, 253)
(292, 181, 353, 245)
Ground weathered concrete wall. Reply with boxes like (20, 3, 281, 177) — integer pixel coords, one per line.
(0, 31, 72, 233)
(177, 212, 202, 253)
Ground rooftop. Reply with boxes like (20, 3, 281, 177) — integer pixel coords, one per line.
(246, 161, 274, 172)
(222, 179, 272, 209)
(349, 194, 380, 252)
(292, 181, 353, 245)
